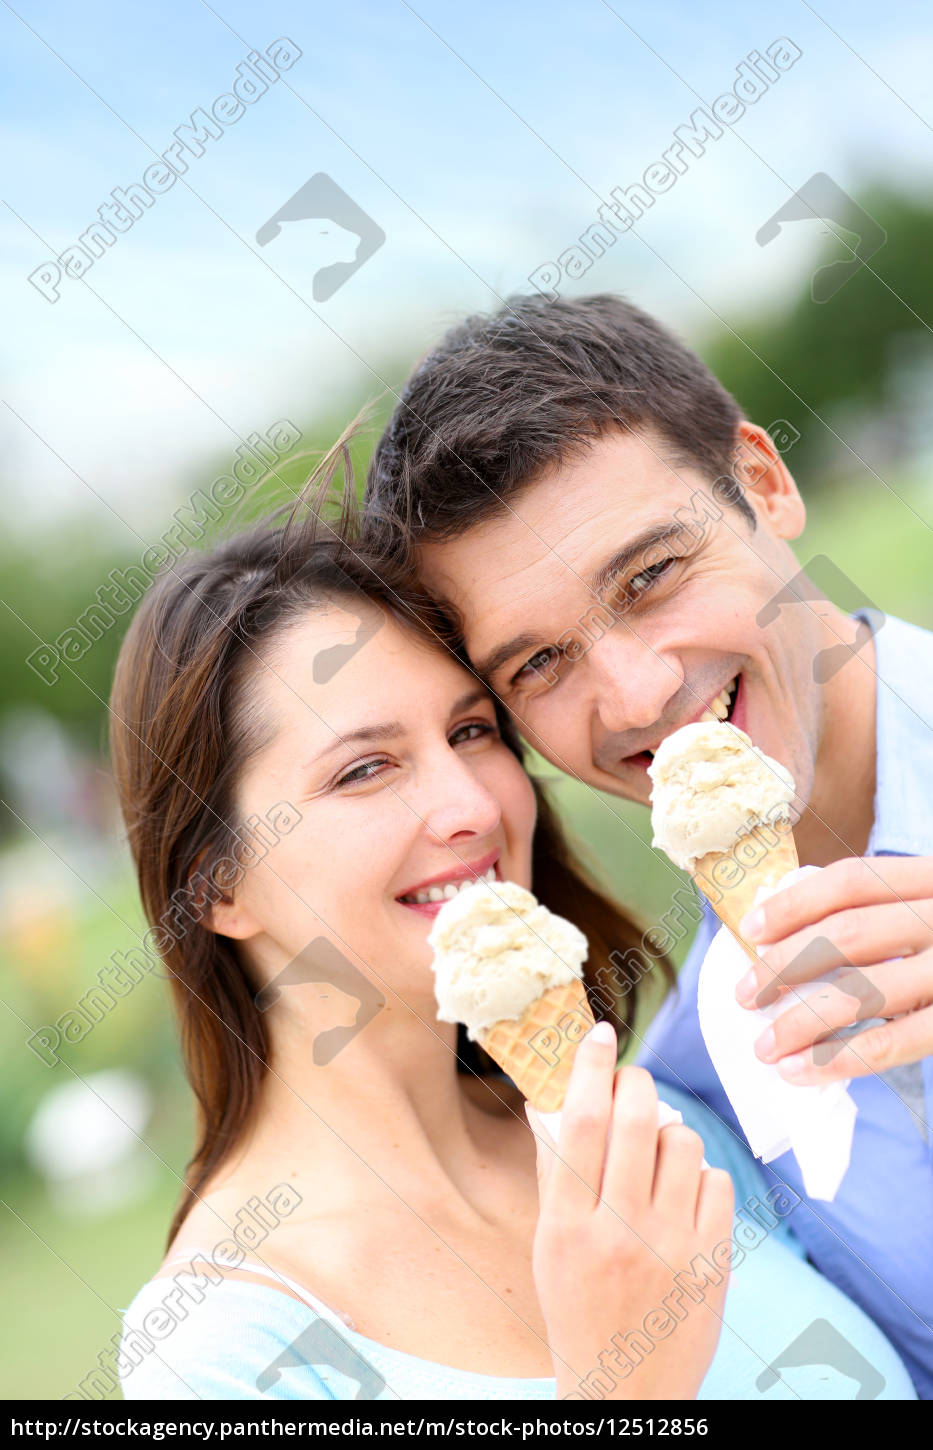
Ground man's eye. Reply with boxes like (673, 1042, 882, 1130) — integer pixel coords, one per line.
(514, 646, 560, 684)
(627, 556, 676, 598)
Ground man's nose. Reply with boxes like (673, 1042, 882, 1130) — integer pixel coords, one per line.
(587, 627, 684, 733)
(418, 750, 502, 846)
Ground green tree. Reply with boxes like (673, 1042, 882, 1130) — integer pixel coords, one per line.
(700, 187, 933, 481)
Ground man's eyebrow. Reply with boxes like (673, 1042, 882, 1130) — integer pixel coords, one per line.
(590, 522, 689, 594)
(310, 689, 491, 764)
(473, 632, 544, 685)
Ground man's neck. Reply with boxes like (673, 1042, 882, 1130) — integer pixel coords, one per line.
(795, 615, 878, 868)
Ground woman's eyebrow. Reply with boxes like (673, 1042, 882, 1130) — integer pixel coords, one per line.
(449, 687, 492, 715)
(309, 688, 490, 765)
(311, 720, 405, 764)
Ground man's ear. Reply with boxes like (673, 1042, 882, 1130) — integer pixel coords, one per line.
(732, 420, 806, 540)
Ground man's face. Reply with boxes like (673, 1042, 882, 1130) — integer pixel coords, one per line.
(417, 425, 821, 812)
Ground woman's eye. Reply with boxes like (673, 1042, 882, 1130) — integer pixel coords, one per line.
(449, 720, 497, 746)
(627, 555, 676, 598)
(336, 757, 390, 788)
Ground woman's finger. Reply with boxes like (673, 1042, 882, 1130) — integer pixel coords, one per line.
(541, 1020, 618, 1217)
(599, 1065, 661, 1219)
(650, 1122, 706, 1221)
(695, 1166, 734, 1239)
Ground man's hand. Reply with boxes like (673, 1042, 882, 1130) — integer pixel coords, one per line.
(734, 856, 933, 1083)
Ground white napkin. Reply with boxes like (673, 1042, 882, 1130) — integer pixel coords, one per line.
(697, 865, 857, 1200)
(535, 1099, 708, 1166)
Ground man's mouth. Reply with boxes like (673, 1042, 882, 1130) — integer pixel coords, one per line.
(629, 675, 742, 770)
(699, 676, 740, 728)
(396, 850, 500, 915)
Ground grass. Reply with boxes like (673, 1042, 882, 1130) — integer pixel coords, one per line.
(1, 1168, 183, 1399)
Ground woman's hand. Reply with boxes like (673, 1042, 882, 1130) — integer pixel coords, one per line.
(528, 1022, 734, 1401)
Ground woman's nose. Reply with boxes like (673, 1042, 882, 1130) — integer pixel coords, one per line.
(418, 750, 502, 846)
(587, 628, 684, 733)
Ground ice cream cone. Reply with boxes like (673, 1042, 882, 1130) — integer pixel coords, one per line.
(478, 977, 594, 1112)
(692, 825, 798, 960)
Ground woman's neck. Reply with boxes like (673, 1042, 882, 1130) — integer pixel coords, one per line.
(225, 1000, 526, 1219)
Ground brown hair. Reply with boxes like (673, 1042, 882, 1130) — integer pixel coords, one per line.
(365, 292, 753, 544)
(109, 438, 674, 1245)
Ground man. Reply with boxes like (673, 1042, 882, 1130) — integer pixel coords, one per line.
(365, 293, 933, 1395)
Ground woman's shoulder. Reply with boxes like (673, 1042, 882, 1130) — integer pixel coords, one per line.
(119, 1264, 360, 1400)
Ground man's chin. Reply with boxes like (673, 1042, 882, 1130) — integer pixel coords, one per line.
(590, 763, 652, 806)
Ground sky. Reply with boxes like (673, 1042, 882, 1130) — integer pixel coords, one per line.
(2, 0, 931, 536)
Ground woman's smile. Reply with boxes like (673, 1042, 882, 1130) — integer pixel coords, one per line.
(395, 848, 501, 917)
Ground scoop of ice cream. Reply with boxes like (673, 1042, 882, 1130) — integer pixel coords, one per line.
(648, 721, 795, 872)
(428, 879, 588, 1039)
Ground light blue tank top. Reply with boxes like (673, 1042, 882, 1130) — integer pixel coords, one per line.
(119, 1085, 915, 1400)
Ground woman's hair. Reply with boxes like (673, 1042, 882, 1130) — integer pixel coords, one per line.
(109, 431, 675, 1246)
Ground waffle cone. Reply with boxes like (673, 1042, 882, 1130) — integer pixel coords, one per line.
(478, 978, 594, 1113)
(692, 825, 798, 960)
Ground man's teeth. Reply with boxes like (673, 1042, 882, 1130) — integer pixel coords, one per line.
(403, 866, 496, 905)
(702, 679, 737, 723)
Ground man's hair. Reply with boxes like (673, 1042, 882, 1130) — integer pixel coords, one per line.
(366, 293, 754, 542)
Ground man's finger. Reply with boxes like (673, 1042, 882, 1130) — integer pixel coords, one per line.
(775, 1001, 933, 1090)
(737, 904, 933, 1009)
(739, 855, 933, 947)
(738, 901, 933, 1008)
(753, 956, 933, 1062)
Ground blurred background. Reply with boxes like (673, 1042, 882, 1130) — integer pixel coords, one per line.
(1, 0, 931, 1400)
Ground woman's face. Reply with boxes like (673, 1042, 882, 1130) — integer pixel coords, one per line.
(218, 602, 537, 1005)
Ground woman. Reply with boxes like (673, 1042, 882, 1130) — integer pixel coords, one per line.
(113, 453, 913, 1401)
